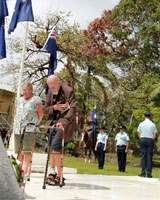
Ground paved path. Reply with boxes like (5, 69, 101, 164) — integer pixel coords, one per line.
(24, 173, 160, 200)
(7, 151, 160, 200)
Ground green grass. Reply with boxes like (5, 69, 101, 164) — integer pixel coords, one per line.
(34, 147, 160, 178)
(63, 154, 160, 178)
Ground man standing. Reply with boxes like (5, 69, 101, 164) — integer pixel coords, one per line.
(115, 125, 130, 172)
(137, 112, 157, 178)
(43, 75, 76, 185)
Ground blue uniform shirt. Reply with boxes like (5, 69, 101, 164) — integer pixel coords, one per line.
(97, 132, 108, 144)
(115, 132, 130, 146)
(137, 118, 157, 139)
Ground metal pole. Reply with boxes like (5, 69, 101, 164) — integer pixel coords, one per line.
(16, 22, 28, 100)
(10, 22, 29, 152)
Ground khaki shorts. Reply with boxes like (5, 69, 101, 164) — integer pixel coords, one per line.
(14, 134, 35, 155)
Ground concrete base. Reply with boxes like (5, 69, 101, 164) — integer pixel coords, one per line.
(24, 173, 160, 200)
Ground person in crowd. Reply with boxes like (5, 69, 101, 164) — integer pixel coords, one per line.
(43, 75, 76, 185)
(95, 126, 108, 169)
(115, 125, 130, 172)
(13, 82, 43, 180)
(0, 128, 7, 144)
(5, 128, 12, 148)
(137, 112, 157, 178)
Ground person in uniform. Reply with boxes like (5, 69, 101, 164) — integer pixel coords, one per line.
(115, 125, 130, 172)
(137, 112, 157, 178)
(95, 126, 108, 169)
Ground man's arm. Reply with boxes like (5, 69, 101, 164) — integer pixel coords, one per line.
(58, 88, 76, 125)
(125, 141, 130, 153)
(104, 139, 108, 151)
(115, 141, 117, 153)
(138, 132, 141, 139)
(153, 132, 157, 140)
(95, 141, 98, 151)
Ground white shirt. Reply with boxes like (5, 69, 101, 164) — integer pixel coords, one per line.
(97, 132, 108, 144)
(115, 132, 130, 146)
(137, 118, 157, 139)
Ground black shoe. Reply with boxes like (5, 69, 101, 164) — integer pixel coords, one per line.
(99, 167, 103, 169)
(138, 173, 146, 177)
(147, 174, 152, 178)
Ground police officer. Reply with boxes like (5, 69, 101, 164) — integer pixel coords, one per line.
(95, 126, 108, 169)
(137, 112, 157, 178)
(115, 125, 130, 172)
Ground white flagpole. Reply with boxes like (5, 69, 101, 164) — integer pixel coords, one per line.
(16, 21, 28, 99)
(8, 22, 29, 151)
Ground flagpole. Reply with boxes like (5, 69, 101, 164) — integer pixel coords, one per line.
(17, 21, 28, 99)
(8, 22, 29, 151)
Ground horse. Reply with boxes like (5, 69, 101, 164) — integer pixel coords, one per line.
(80, 131, 96, 163)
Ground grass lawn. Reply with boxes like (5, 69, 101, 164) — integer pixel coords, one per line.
(63, 154, 160, 178)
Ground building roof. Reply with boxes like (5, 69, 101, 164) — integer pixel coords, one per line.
(0, 83, 14, 93)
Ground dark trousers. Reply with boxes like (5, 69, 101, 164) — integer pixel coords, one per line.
(97, 143, 105, 169)
(117, 146, 127, 172)
(140, 138, 153, 175)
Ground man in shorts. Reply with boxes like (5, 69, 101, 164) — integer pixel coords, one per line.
(43, 75, 76, 185)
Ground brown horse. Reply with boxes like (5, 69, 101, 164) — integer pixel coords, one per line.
(80, 131, 96, 163)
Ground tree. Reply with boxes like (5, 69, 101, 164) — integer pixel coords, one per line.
(82, 0, 160, 73)
(81, 0, 160, 153)
(1, 11, 84, 94)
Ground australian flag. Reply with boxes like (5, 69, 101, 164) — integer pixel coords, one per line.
(0, 0, 8, 19)
(8, 0, 34, 34)
(43, 27, 57, 94)
(91, 105, 97, 144)
(0, 0, 8, 60)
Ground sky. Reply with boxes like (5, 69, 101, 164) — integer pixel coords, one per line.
(8, 0, 120, 28)
(0, 0, 120, 84)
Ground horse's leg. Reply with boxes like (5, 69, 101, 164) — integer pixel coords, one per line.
(93, 144, 97, 162)
(88, 147, 92, 163)
(85, 149, 87, 162)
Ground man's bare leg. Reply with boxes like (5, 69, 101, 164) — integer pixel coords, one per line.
(52, 150, 63, 185)
(49, 153, 56, 175)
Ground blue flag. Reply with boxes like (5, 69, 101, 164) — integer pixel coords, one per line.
(0, 0, 8, 60)
(8, 0, 34, 34)
(43, 27, 57, 94)
(0, 19, 6, 59)
(91, 105, 97, 144)
(0, 0, 8, 19)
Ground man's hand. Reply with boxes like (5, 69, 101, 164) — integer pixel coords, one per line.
(153, 133, 157, 141)
(53, 102, 69, 112)
(125, 149, 128, 153)
(54, 122, 64, 132)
